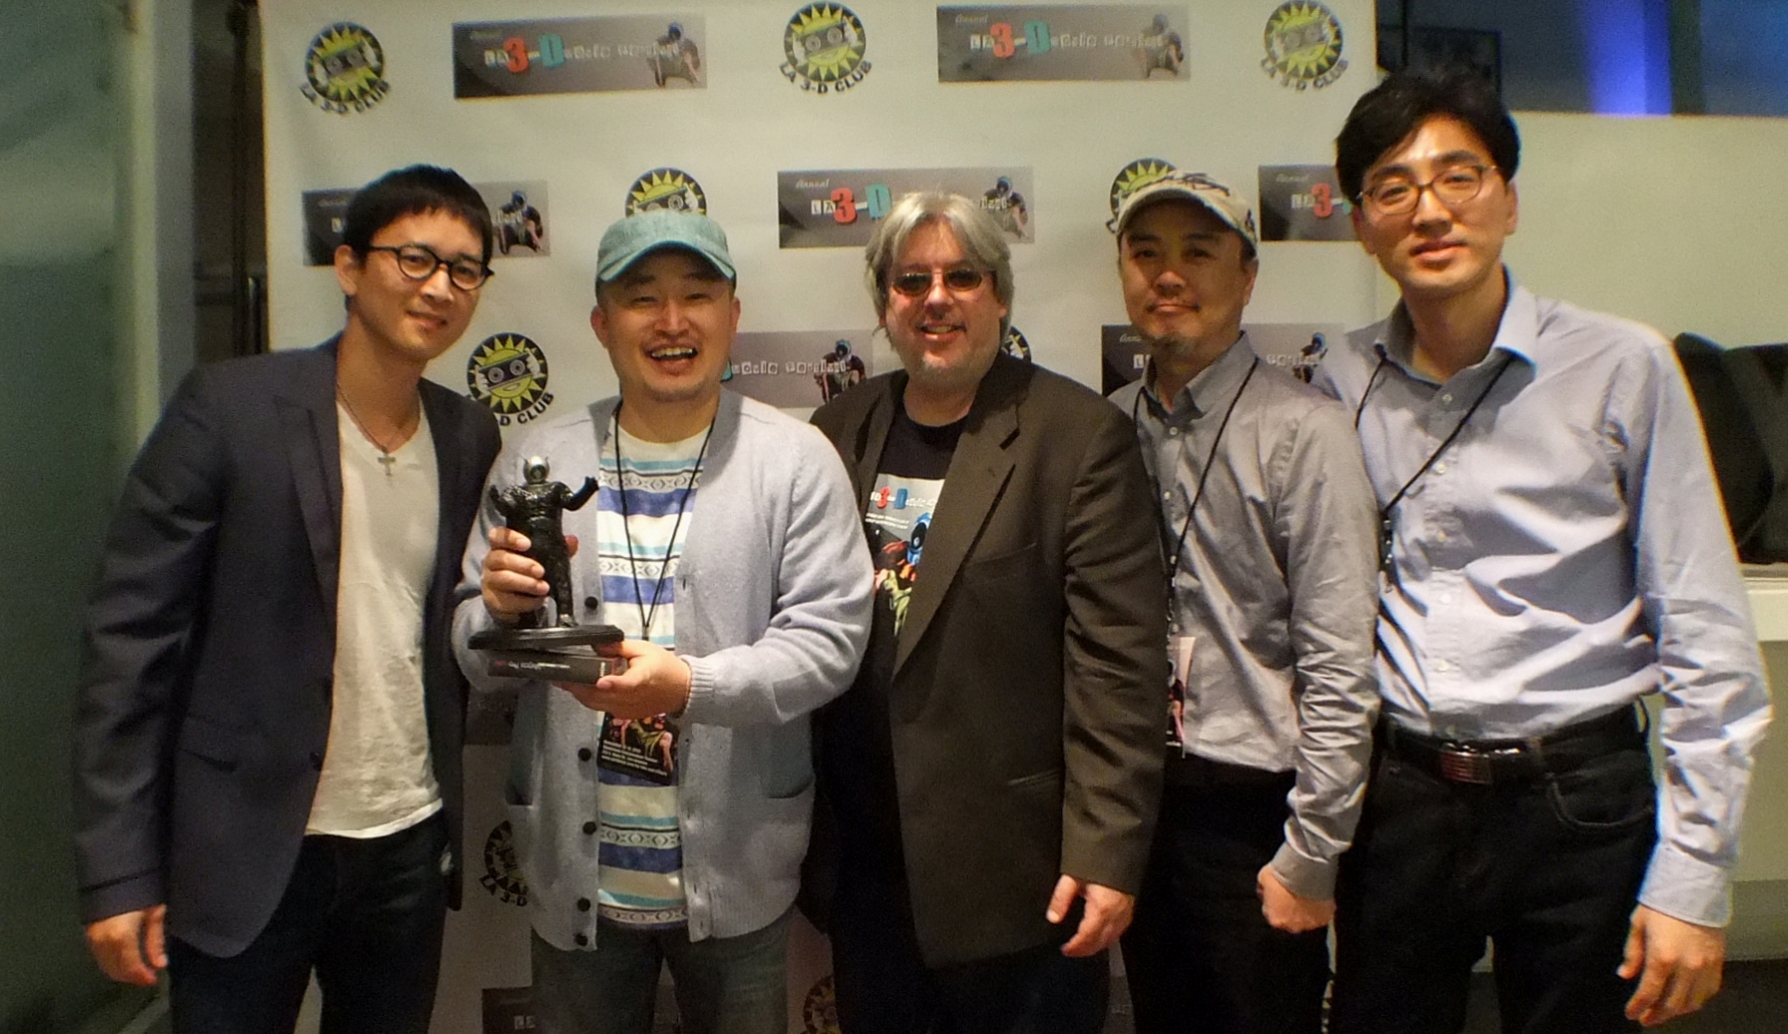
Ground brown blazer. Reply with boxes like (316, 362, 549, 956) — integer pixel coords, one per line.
(810, 353, 1168, 966)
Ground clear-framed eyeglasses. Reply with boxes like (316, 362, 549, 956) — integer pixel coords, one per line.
(366, 244, 492, 292)
(1358, 164, 1494, 217)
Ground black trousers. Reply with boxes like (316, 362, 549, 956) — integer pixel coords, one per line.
(1119, 759, 1330, 1034)
(167, 812, 449, 1034)
(1329, 734, 1656, 1034)
(829, 874, 1109, 1034)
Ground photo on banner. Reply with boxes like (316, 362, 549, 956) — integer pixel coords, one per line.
(938, 5, 1190, 81)
(300, 181, 551, 265)
(1257, 164, 1354, 241)
(728, 330, 878, 411)
(778, 166, 1034, 248)
(1102, 321, 1345, 395)
(453, 15, 707, 98)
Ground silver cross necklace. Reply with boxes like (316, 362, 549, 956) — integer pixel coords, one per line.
(336, 386, 417, 476)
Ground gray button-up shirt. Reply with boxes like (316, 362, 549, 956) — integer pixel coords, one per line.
(1314, 275, 1771, 925)
(1110, 334, 1380, 898)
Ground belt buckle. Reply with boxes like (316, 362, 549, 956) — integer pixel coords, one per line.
(1436, 744, 1493, 784)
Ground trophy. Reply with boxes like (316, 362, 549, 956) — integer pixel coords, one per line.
(469, 456, 626, 682)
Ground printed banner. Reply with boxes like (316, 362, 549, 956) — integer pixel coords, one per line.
(1258, 164, 1354, 241)
(302, 182, 551, 265)
(1101, 324, 1150, 395)
(300, 188, 355, 266)
(778, 167, 1034, 248)
(938, 5, 1188, 82)
(1245, 322, 1345, 383)
(1101, 321, 1345, 394)
(453, 15, 707, 98)
(728, 330, 877, 409)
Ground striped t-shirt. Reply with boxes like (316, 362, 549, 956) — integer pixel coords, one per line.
(590, 421, 707, 929)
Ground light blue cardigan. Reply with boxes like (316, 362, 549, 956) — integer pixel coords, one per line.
(453, 390, 872, 949)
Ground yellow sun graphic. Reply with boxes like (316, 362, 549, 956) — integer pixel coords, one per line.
(785, 5, 866, 82)
(626, 169, 705, 215)
(306, 24, 384, 104)
(1264, 3, 1343, 79)
(470, 336, 545, 413)
(1110, 159, 1178, 216)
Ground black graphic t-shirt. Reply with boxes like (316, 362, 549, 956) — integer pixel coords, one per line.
(823, 404, 962, 881)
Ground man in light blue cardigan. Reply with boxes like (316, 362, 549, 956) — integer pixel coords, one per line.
(453, 210, 872, 1034)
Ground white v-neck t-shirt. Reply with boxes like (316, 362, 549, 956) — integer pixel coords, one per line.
(307, 403, 442, 838)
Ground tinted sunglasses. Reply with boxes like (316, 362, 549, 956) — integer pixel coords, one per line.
(888, 267, 991, 298)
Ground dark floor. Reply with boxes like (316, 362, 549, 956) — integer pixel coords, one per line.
(1100, 960, 1788, 1033)
(129, 959, 1788, 1032)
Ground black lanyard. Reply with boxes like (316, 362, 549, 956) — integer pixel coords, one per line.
(1356, 352, 1514, 574)
(611, 402, 715, 639)
(1132, 356, 1260, 588)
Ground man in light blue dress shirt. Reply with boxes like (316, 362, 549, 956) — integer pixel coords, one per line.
(1317, 70, 1770, 1032)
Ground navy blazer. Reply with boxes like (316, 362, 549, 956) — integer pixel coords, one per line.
(72, 340, 501, 957)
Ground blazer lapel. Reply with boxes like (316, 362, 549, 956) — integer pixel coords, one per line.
(277, 342, 343, 619)
(849, 382, 898, 512)
(894, 359, 1022, 673)
(420, 380, 465, 589)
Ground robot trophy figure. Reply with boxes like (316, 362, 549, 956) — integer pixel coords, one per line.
(469, 456, 626, 681)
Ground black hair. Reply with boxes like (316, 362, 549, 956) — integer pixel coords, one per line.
(1334, 70, 1520, 202)
(340, 165, 494, 264)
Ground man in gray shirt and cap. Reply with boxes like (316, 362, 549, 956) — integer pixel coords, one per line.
(1107, 170, 1380, 1034)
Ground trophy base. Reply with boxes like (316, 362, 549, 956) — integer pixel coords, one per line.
(470, 624, 626, 683)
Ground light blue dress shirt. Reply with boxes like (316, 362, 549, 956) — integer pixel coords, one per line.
(1314, 274, 1771, 926)
(1111, 336, 1380, 900)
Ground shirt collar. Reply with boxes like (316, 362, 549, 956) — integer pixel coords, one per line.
(1374, 268, 1540, 380)
(1142, 332, 1258, 421)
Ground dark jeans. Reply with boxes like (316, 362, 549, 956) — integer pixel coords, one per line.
(167, 812, 449, 1034)
(1329, 737, 1656, 1034)
(530, 908, 791, 1034)
(830, 875, 1109, 1034)
(1120, 759, 1330, 1034)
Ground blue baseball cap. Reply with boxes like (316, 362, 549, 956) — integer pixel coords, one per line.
(594, 209, 736, 291)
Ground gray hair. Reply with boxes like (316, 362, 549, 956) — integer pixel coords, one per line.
(864, 191, 1014, 337)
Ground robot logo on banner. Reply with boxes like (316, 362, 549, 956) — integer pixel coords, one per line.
(781, 4, 872, 94)
(1260, 1, 1348, 90)
(626, 168, 708, 216)
(467, 333, 554, 427)
(300, 22, 389, 114)
(1107, 158, 1178, 232)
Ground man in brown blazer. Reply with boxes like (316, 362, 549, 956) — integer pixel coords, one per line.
(808, 191, 1167, 1034)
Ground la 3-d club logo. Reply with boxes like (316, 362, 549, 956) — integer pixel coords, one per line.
(467, 334, 553, 427)
(1106, 158, 1178, 233)
(1261, 1, 1348, 91)
(301, 22, 390, 114)
(781, 4, 872, 94)
(480, 821, 528, 906)
(626, 168, 708, 216)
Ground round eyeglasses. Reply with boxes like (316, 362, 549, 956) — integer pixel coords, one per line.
(367, 244, 492, 292)
(1358, 164, 1494, 217)
(888, 267, 991, 298)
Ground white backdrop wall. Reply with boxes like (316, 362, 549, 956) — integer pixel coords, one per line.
(261, 2, 1380, 1031)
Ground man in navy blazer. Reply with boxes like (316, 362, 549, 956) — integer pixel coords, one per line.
(73, 166, 502, 1034)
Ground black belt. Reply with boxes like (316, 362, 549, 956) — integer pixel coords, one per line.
(1381, 705, 1645, 786)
